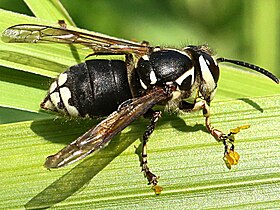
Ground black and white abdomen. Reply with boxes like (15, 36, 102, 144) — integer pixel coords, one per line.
(41, 59, 132, 117)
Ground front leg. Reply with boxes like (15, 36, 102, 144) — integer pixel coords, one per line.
(180, 100, 249, 169)
(141, 109, 163, 195)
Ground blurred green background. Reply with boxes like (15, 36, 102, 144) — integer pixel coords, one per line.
(0, 0, 279, 76)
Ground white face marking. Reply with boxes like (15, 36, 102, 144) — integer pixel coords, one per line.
(140, 79, 148, 90)
(175, 67, 194, 86)
(142, 55, 149, 61)
(209, 88, 217, 101)
(58, 73, 68, 86)
(199, 55, 215, 91)
(149, 70, 157, 84)
(60, 87, 79, 116)
(165, 81, 173, 85)
(213, 58, 218, 66)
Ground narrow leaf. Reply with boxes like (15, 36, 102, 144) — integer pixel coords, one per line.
(0, 7, 279, 210)
(23, 0, 76, 26)
(0, 93, 279, 209)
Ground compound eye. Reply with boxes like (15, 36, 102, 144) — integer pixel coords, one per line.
(202, 54, 220, 83)
(198, 54, 220, 102)
(199, 55, 219, 91)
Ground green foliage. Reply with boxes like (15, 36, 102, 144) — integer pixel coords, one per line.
(0, 1, 279, 209)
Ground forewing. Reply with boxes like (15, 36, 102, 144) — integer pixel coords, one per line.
(2, 24, 151, 55)
(44, 86, 171, 168)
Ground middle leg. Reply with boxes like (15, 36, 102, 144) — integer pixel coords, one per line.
(141, 109, 163, 194)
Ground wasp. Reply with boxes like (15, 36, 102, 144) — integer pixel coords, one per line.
(2, 22, 279, 195)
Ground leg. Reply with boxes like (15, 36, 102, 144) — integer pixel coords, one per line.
(181, 100, 249, 169)
(141, 109, 163, 194)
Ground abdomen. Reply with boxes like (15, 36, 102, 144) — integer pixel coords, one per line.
(41, 59, 132, 117)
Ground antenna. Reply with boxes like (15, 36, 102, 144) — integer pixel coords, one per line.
(217, 57, 279, 84)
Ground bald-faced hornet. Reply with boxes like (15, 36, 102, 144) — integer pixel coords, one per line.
(2, 23, 279, 195)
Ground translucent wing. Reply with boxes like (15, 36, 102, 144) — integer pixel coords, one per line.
(44, 86, 171, 168)
(2, 24, 152, 55)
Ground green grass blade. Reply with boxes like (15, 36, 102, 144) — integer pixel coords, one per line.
(0, 6, 279, 210)
(0, 106, 52, 124)
(0, 92, 279, 209)
(23, 0, 76, 26)
(0, 66, 50, 112)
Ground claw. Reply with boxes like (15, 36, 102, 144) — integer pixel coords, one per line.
(223, 150, 240, 169)
(143, 169, 163, 195)
(223, 124, 249, 169)
(230, 124, 250, 134)
(144, 169, 159, 186)
(152, 185, 163, 195)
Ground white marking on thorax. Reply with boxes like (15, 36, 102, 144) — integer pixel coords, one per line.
(153, 46, 161, 52)
(142, 54, 149, 61)
(140, 79, 148, 89)
(199, 55, 215, 90)
(175, 67, 194, 86)
(149, 70, 157, 84)
(59, 87, 79, 116)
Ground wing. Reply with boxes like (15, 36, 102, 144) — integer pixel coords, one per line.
(2, 24, 152, 55)
(44, 86, 172, 168)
